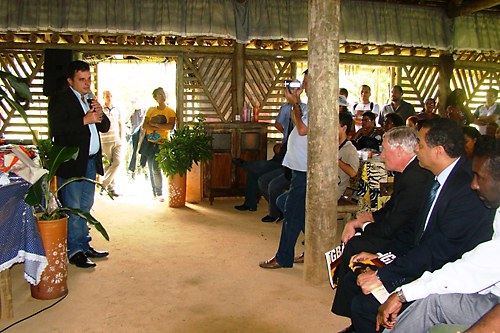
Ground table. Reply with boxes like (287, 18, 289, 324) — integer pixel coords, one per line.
(0, 179, 47, 319)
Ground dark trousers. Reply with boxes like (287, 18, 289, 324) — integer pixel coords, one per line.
(258, 168, 290, 218)
(242, 160, 281, 209)
(275, 170, 307, 267)
(332, 234, 391, 316)
(128, 128, 141, 172)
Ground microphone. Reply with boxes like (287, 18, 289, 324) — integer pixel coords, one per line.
(86, 92, 95, 107)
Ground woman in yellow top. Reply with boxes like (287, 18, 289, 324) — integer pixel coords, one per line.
(139, 87, 176, 201)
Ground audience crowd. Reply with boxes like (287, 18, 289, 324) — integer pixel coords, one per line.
(230, 77, 499, 332)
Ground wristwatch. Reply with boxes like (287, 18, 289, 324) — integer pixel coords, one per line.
(395, 287, 407, 303)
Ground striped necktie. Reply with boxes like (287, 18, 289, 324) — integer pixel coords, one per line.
(415, 179, 440, 244)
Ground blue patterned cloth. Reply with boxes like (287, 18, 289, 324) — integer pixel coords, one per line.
(0, 180, 47, 285)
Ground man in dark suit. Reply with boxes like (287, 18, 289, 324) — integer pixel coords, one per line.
(48, 60, 110, 268)
(331, 127, 434, 315)
(335, 118, 494, 333)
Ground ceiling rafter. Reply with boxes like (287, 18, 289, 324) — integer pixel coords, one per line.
(447, 0, 500, 17)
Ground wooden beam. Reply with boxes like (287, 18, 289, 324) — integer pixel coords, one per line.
(232, 43, 245, 121)
(448, 0, 500, 17)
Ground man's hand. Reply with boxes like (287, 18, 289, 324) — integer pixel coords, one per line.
(341, 221, 358, 243)
(89, 100, 103, 114)
(284, 85, 303, 105)
(341, 212, 375, 243)
(376, 293, 402, 330)
(357, 267, 383, 294)
(350, 251, 378, 266)
(83, 110, 104, 125)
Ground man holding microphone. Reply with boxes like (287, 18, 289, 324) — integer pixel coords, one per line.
(48, 60, 110, 268)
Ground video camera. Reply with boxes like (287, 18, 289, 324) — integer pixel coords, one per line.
(284, 80, 302, 93)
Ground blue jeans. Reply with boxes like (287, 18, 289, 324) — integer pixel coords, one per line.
(275, 170, 307, 267)
(58, 157, 97, 258)
(147, 153, 162, 196)
(258, 169, 289, 218)
(242, 160, 281, 209)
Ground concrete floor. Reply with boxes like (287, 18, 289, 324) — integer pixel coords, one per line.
(1, 174, 349, 333)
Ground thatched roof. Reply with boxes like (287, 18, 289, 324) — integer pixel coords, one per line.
(0, 0, 498, 52)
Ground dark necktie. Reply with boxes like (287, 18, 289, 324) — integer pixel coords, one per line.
(415, 179, 440, 244)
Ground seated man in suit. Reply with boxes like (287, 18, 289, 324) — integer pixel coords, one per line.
(335, 118, 494, 333)
(376, 139, 500, 333)
(331, 127, 434, 309)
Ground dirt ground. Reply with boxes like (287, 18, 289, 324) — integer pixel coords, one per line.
(1, 174, 349, 333)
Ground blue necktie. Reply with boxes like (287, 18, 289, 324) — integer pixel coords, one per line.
(415, 179, 440, 244)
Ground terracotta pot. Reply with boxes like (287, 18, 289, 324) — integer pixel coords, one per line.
(168, 174, 187, 207)
(186, 163, 202, 204)
(31, 216, 68, 300)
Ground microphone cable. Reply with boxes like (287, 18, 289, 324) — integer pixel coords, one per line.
(0, 293, 67, 332)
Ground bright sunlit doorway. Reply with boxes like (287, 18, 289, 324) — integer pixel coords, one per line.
(94, 59, 177, 200)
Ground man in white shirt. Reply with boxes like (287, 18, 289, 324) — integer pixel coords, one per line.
(352, 85, 380, 130)
(100, 90, 123, 196)
(377, 138, 500, 332)
(473, 88, 499, 135)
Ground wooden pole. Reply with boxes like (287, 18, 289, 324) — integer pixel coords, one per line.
(232, 43, 245, 120)
(176, 56, 184, 127)
(305, 0, 341, 284)
(438, 54, 454, 116)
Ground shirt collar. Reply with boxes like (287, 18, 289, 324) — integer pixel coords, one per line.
(436, 157, 460, 186)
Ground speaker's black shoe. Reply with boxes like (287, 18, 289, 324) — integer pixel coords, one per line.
(261, 215, 278, 223)
(85, 247, 109, 258)
(234, 204, 256, 211)
(69, 252, 96, 268)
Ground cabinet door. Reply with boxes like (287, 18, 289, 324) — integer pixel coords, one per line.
(236, 131, 263, 186)
(203, 131, 233, 201)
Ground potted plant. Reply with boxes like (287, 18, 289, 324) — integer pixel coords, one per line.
(156, 117, 212, 207)
(2, 70, 109, 299)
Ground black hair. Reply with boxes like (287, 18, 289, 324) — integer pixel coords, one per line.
(66, 60, 90, 79)
(393, 85, 403, 94)
(487, 88, 498, 99)
(362, 111, 376, 121)
(474, 138, 500, 181)
(339, 112, 353, 136)
(462, 126, 481, 141)
(339, 88, 349, 98)
(303, 69, 308, 75)
(152, 87, 164, 98)
(384, 113, 404, 127)
(421, 118, 465, 157)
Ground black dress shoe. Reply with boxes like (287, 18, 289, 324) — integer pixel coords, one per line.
(261, 215, 278, 223)
(234, 204, 256, 211)
(69, 252, 96, 268)
(85, 247, 109, 258)
(276, 213, 284, 222)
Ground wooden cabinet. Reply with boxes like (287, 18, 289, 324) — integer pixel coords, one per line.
(203, 122, 268, 204)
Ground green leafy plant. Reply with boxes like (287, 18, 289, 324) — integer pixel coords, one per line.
(0, 70, 37, 140)
(156, 116, 212, 178)
(24, 139, 109, 240)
